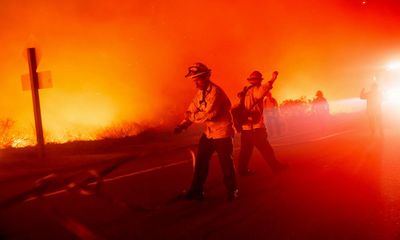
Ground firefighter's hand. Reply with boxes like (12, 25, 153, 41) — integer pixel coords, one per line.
(268, 71, 279, 86)
(173, 125, 183, 134)
(272, 71, 279, 80)
(174, 120, 192, 134)
(174, 124, 188, 134)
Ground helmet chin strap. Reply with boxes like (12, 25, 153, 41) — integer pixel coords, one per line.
(196, 79, 211, 91)
(197, 78, 210, 90)
(249, 80, 261, 86)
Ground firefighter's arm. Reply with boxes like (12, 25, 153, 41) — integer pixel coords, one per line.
(360, 88, 367, 99)
(191, 89, 222, 123)
(174, 102, 196, 134)
(257, 71, 279, 99)
(174, 118, 192, 134)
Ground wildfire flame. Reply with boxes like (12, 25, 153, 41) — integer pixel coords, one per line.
(0, 0, 399, 148)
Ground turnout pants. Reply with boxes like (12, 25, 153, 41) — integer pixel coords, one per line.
(190, 134, 237, 194)
(238, 128, 281, 173)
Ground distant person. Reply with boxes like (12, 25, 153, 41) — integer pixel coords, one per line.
(263, 92, 281, 136)
(311, 90, 330, 130)
(174, 62, 238, 201)
(236, 70, 287, 176)
(360, 83, 383, 138)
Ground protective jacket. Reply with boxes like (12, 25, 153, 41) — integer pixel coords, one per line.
(184, 81, 234, 138)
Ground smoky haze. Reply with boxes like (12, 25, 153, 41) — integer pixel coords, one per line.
(0, 0, 399, 142)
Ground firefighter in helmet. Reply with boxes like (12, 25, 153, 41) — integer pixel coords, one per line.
(236, 70, 287, 176)
(174, 62, 238, 201)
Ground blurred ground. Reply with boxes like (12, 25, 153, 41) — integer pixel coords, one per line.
(0, 113, 400, 240)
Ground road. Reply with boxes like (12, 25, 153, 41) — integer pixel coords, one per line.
(1, 123, 400, 239)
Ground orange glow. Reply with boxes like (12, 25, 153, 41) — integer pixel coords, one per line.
(1, 0, 400, 147)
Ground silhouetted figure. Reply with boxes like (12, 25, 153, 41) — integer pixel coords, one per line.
(174, 62, 238, 201)
(263, 92, 281, 136)
(311, 90, 330, 130)
(360, 83, 383, 138)
(236, 70, 287, 176)
(279, 97, 309, 133)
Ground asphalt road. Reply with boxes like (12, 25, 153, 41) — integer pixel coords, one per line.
(1, 125, 400, 240)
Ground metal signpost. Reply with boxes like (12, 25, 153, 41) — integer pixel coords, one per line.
(22, 48, 52, 159)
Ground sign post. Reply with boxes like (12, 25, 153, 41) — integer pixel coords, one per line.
(26, 48, 45, 158)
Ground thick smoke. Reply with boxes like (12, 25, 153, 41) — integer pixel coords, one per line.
(0, 0, 399, 143)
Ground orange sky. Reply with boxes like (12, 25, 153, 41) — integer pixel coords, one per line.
(1, 0, 400, 143)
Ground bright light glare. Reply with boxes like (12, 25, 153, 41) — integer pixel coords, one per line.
(385, 89, 400, 103)
(382, 88, 400, 121)
(386, 61, 400, 71)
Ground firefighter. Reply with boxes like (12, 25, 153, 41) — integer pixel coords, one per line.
(237, 70, 287, 176)
(360, 83, 383, 138)
(174, 62, 238, 201)
(264, 92, 281, 136)
(311, 90, 330, 130)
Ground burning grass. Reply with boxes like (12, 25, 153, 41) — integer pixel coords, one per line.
(95, 121, 146, 140)
(0, 119, 157, 150)
(0, 119, 32, 149)
(0, 119, 15, 148)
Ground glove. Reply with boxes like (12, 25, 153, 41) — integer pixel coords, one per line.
(174, 124, 185, 134)
(270, 71, 278, 81)
(173, 120, 192, 134)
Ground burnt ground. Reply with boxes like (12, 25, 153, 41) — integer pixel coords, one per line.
(0, 113, 400, 240)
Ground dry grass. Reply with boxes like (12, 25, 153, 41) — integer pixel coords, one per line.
(0, 119, 16, 148)
(95, 121, 145, 139)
